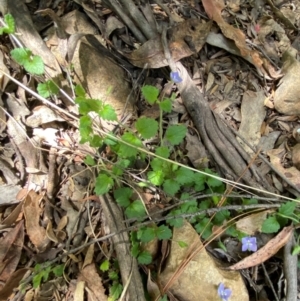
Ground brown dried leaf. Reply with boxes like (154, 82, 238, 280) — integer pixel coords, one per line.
(267, 148, 300, 191)
(236, 210, 274, 235)
(202, 0, 263, 69)
(0, 221, 24, 281)
(82, 244, 94, 269)
(78, 264, 107, 301)
(126, 19, 212, 68)
(228, 225, 293, 270)
(0, 268, 28, 301)
(237, 90, 266, 154)
(23, 191, 50, 252)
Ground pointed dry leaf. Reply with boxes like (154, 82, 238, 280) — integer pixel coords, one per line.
(78, 264, 107, 301)
(82, 244, 94, 269)
(0, 268, 28, 301)
(46, 221, 58, 243)
(0, 221, 24, 281)
(126, 19, 212, 68)
(228, 225, 293, 270)
(23, 191, 50, 252)
(74, 281, 85, 301)
(236, 210, 274, 235)
(202, 0, 263, 70)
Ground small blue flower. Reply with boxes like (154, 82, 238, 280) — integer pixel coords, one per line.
(241, 236, 257, 252)
(218, 283, 232, 301)
(170, 71, 182, 83)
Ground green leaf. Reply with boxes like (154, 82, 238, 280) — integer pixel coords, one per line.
(137, 250, 152, 264)
(193, 173, 206, 192)
(137, 226, 156, 243)
(158, 295, 168, 301)
(163, 179, 180, 196)
(95, 174, 114, 195)
(213, 210, 230, 225)
(159, 98, 172, 113)
(156, 225, 172, 240)
(125, 200, 145, 219)
(33, 273, 43, 289)
(195, 217, 213, 240)
(278, 201, 297, 217)
(118, 132, 142, 158)
(114, 187, 132, 207)
(75, 85, 86, 97)
(37, 80, 59, 98)
(135, 117, 158, 139)
(131, 240, 140, 258)
(0, 14, 15, 34)
(84, 155, 96, 166)
(75, 98, 102, 115)
(79, 115, 93, 142)
(292, 245, 300, 256)
(150, 158, 165, 171)
(42, 266, 51, 282)
(11, 48, 45, 75)
(155, 146, 170, 158)
(167, 209, 183, 228)
(242, 198, 258, 205)
(11, 48, 30, 65)
(109, 282, 123, 301)
(90, 135, 103, 147)
(100, 260, 110, 272)
(205, 169, 223, 187)
(34, 263, 42, 273)
(52, 264, 64, 277)
(108, 271, 119, 281)
(141, 85, 159, 104)
(261, 216, 280, 233)
(147, 170, 164, 186)
(100, 104, 117, 121)
(165, 124, 187, 145)
(178, 241, 188, 248)
(175, 167, 194, 184)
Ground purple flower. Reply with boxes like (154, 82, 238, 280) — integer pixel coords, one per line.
(170, 71, 182, 83)
(241, 236, 257, 252)
(218, 283, 232, 301)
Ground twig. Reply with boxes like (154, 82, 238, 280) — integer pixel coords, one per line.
(262, 263, 280, 301)
(102, 0, 147, 43)
(283, 232, 298, 301)
(99, 194, 146, 301)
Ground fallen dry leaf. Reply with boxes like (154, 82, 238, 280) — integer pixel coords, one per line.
(0, 221, 24, 282)
(0, 268, 28, 301)
(78, 264, 107, 301)
(228, 225, 293, 270)
(125, 19, 212, 68)
(236, 210, 274, 235)
(274, 49, 300, 115)
(23, 191, 50, 252)
(202, 0, 263, 70)
(267, 148, 300, 191)
(237, 90, 266, 154)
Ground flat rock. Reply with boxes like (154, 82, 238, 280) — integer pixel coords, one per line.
(160, 220, 249, 301)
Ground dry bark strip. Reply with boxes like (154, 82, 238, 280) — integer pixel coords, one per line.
(175, 62, 274, 192)
(228, 225, 293, 270)
(283, 232, 298, 301)
(99, 194, 146, 301)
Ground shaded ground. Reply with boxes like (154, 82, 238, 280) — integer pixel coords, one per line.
(0, 0, 300, 301)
